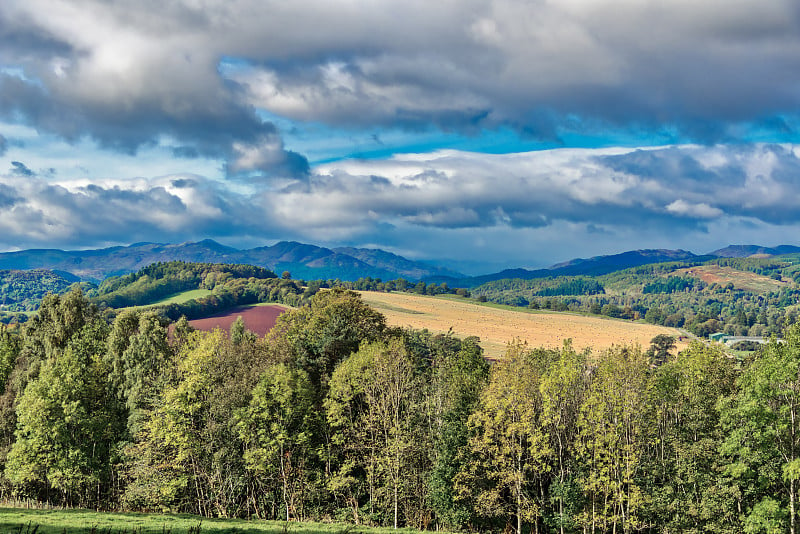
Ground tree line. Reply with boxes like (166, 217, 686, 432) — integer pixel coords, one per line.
(0, 288, 799, 533)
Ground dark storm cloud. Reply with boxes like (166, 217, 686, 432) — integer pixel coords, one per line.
(2, 0, 800, 165)
(220, 0, 800, 141)
(0, 2, 309, 177)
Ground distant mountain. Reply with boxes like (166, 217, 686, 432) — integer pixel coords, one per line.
(709, 244, 800, 258)
(333, 247, 464, 281)
(6, 240, 800, 288)
(0, 240, 466, 283)
(442, 249, 701, 287)
(548, 249, 699, 274)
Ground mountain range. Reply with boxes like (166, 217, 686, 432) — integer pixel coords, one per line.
(0, 240, 465, 283)
(0, 240, 798, 286)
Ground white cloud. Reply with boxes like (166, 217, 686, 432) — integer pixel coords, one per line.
(1, 143, 800, 269)
(665, 199, 724, 219)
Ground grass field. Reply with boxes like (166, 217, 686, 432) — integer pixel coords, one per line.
(0, 507, 431, 534)
(148, 289, 214, 306)
(359, 292, 689, 359)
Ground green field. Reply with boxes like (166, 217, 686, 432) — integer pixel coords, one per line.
(147, 288, 214, 306)
(0, 507, 432, 534)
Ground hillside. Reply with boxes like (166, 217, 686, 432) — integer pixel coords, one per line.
(87, 261, 311, 320)
(470, 254, 800, 339)
(359, 291, 688, 358)
(709, 244, 800, 257)
(0, 269, 80, 313)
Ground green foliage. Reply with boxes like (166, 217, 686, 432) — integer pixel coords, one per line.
(576, 346, 650, 533)
(535, 278, 605, 297)
(645, 342, 738, 532)
(0, 326, 20, 396)
(425, 335, 488, 530)
(646, 334, 676, 366)
(5, 316, 125, 507)
(269, 289, 386, 387)
(237, 363, 318, 521)
(457, 342, 552, 534)
(642, 275, 699, 294)
(722, 323, 800, 534)
(326, 338, 422, 529)
(10, 260, 800, 532)
(93, 262, 277, 309)
(0, 269, 79, 314)
(106, 309, 174, 435)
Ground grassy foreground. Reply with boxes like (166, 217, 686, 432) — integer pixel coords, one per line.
(0, 508, 431, 534)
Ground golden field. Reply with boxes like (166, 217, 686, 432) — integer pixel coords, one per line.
(359, 292, 689, 359)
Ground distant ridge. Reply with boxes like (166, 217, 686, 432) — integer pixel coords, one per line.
(4, 241, 800, 286)
(547, 248, 698, 272)
(437, 248, 700, 287)
(709, 244, 800, 258)
(0, 240, 465, 283)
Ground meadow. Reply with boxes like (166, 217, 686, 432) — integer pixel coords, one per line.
(0, 507, 431, 534)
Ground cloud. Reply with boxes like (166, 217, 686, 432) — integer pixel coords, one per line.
(0, 134, 6, 155)
(10, 161, 33, 176)
(0, 1, 308, 177)
(665, 200, 724, 219)
(273, 144, 800, 241)
(0, 0, 799, 171)
(1, 143, 800, 269)
(227, 134, 309, 179)
(0, 173, 269, 249)
(218, 0, 800, 140)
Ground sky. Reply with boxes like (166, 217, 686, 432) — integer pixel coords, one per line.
(2, 0, 800, 274)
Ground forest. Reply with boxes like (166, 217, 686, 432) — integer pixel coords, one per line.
(0, 286, 798, 534)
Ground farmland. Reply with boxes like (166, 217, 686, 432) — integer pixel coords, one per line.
(674, 264, 787, 292)
(186, 303, 290, 336)
(358, 291, 688, 358)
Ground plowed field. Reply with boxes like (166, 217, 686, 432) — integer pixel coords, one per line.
(187, 304, 289, 337)
(359, 292, 689, 359)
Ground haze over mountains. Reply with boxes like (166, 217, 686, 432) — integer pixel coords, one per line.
(0, 240, 798, 287)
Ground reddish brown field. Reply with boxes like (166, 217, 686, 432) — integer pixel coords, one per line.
(187, 304, 290, 337)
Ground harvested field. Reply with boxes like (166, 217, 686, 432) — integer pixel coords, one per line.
(187, 303, 289, 337)
(675, 265, 787, 292)
(359, 292, 689, 359)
